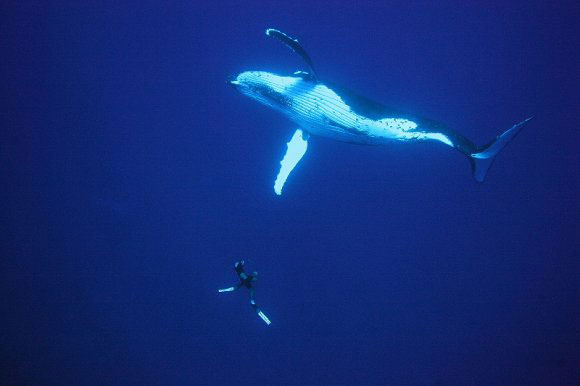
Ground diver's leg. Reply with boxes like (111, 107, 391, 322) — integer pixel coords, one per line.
(248, 289, 271, 325)
(252, 301, 271, 325)
(248, 288, 258, 310)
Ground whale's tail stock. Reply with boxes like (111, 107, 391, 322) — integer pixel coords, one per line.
(469, 116, 533, 182)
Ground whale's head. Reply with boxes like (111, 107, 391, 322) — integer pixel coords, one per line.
(230, 71, 309, 112)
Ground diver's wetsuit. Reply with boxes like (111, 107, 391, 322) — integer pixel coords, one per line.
(235, 261, 254, 288)
(234, 261, 257, 310)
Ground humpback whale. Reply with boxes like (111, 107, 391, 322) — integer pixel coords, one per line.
(230, 28, 532, 195)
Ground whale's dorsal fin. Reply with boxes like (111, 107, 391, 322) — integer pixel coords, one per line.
(266, 28, 319, 82)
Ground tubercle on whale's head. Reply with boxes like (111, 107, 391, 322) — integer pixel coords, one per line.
(229, 71, 301, 111)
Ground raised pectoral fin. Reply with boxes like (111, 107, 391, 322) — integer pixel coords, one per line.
(274, 129, 309, 195)
(266, 28, 319, 81)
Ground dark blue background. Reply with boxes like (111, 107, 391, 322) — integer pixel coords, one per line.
(1, 1, 578, 384)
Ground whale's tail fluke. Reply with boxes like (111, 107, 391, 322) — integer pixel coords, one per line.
(469, 117, 533, 182)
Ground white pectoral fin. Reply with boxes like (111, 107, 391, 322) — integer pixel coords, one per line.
(274, 129, 309, 195)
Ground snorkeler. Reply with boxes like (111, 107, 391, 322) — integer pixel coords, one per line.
(218, 260, 271, 325)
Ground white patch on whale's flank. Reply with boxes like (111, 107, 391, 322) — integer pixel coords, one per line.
(379, 118, 418, 132)
(420, 132, 453, 146)
(274, 129, 308, 195)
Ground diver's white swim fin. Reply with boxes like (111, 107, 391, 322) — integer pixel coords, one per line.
(274, 129, 309, 195)
(218, 287, 235, 293)
(257, 310, 271, 325)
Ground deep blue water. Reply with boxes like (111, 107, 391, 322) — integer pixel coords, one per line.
(1, 1, 578, 384)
